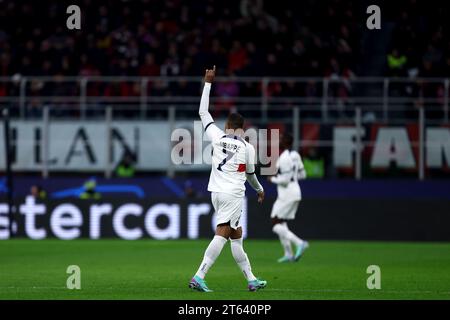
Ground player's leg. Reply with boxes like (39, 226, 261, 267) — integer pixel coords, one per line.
(271, 200, 294, 262)
(230, 227, 267, 291)
(195, 224, 231, 279)
(190, 193, 232, 292)
(281, 221, 309, 261)
(229, 227, 255, 281)
(282, 201, 309, 261)
(190, 224, 230, 292)
(271, 217, 293, 262)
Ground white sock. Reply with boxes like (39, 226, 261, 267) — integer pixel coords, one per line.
(282, 222, 304, 246)
(230, 238, 257, 281)
(195, 235, 228, 279)
(272, 224, 293, 257)
(274, 222, 303, 247)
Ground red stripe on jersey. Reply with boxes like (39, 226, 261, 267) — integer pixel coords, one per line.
(237, 164, 246, 172)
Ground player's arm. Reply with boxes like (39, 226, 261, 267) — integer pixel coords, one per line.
(269, 157, 292, 186)
(199, 65, 223, 141)
(245, 144, 264, 203)
(297, 154, 307, 180)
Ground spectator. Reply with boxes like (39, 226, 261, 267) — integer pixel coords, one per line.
(228, 41, 248, 73)
(214, 71, 240, 116)
(387, 49, 408, 77)
(303, 148, 325, 179)
(139, 53, 160, 76)
(79, 179, 101, 200)
(29, 185, 47, 200)
(115, 152, 136, 178)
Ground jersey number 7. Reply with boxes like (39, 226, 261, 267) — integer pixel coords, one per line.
(217, 149, 235, 171)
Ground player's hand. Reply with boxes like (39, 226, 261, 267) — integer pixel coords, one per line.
(267, 176, 273, 182)
(204, 65, 216, 83)
(257, 191, 265, 204)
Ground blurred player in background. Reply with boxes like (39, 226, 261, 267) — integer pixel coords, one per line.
(269, 133, 309, 263)
(189, 66, 267, 292)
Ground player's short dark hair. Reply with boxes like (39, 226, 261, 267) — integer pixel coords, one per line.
(227, 112, 244, 129)
(282, 133, 293, 148)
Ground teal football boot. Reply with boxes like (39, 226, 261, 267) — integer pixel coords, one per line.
(189, 275, 213, 292)
(248, 278, 267, 291)
(294, 241, 309, 261)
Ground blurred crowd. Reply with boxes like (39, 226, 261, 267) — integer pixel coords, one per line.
(0, 0, 361, 79)
(386, 1, 449, 78)
(0, 0, 448, 121)
(384, 0, 449, 119)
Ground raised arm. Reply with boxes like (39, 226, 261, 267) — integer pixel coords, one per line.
(199, 66, 223, 140)
(199, 66, 215, 127)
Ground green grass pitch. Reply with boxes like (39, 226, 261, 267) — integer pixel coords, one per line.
(1, 239, 449, 300)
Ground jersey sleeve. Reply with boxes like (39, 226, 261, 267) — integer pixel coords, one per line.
(205, 123, 224, 142)
(297, 153, 307, 180)
(245, 143, 257, 174)
(245, 143, 263, 193)
(198, 82, 224, 142)
(270, 155, 292, 186)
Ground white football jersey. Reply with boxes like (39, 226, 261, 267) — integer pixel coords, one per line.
(205, 123, 256, 198)
(272, 149, 305, 201)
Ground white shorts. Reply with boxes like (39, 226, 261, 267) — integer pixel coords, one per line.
(211, 192, 243, 230)
(270, 199, 300, 220)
